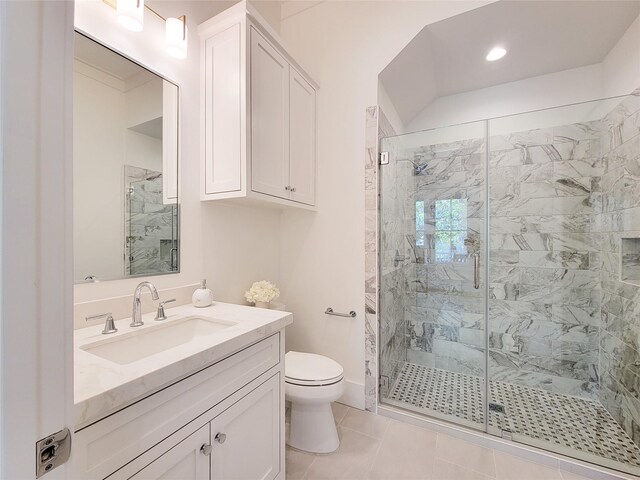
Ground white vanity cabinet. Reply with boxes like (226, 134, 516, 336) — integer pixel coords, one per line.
(198, 1, 318, 208)
(74, 333, 285, 480)
(129, 425, 210, 480)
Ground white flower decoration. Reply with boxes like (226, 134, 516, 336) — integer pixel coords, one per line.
(244, 280, 280, 304)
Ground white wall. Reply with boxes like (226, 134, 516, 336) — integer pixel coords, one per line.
(73, 64, 126, 281)
(74, 0, 282, 308)
(378, 79, 405, 135)
(278, 0, 492, 407)
(407, 63, 604, 133)
(603, 14, 640, 97)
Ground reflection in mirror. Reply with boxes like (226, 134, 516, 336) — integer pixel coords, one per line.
(73, 32, 179, 284)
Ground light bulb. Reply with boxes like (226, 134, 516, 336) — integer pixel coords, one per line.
(486, 46, 507, 62)
(117, 0, 144, 32)
(165, 17, 188, 59)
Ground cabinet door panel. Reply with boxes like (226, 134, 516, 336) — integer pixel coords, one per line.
(250, 28, 290, 199)
(129, 425, 209, 480)
(289, 68, 316, 206)
(204, 22, 242, 195)
(211, 374, 280, 480)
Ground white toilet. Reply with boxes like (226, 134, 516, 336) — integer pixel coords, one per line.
(285, 351, 345, 453)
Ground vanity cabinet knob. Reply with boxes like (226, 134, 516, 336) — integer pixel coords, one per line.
(200, 444, 212, 456)
(214, 432, 226, 444)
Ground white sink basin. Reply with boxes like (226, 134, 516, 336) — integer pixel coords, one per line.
(80, 316, 237, 365)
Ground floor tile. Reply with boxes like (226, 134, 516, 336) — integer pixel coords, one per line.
(494, 451, 563, 480)
(432, 459, 496, 480)
(367, 420, 437, 479)
(559, 471, 592, 480)
(286, 446, 316, 480)
(389, 362, 640, 470)
(332, 402, 350, 424)
(435, 433, 497, 478)
(340, 407, 390, 439)
(303, 427, 381, 480)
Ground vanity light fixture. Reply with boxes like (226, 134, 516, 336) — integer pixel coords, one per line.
(107, 0, 188, 59)
(486, 46, 507, 61)
(165, 16, 188, 59)
(116, 0, 144, 32)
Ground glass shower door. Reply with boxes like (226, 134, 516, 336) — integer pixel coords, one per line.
(379, 121, 488, 431)
(486, 96, 640, 476)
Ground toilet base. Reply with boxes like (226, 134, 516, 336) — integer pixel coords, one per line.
(288, 401, 339, 453)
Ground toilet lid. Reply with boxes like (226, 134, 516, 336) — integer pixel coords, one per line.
(285, 351, 344, 385)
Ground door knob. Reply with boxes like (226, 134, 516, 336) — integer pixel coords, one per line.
(200, 444, 212, 456)
(214, 432, 227, 444)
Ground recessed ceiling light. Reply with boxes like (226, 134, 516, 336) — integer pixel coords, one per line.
(486, 47, 507, 62)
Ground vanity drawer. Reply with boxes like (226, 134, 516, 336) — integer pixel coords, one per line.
(74, 333, 280, 479)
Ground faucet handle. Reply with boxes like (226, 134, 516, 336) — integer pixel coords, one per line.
(155, 299, 176, 321)
(86, 312, 118, 335)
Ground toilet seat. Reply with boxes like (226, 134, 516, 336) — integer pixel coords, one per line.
(285, 351, 344, 386)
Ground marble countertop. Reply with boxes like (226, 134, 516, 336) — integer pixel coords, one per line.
(74, 301, 292, 429)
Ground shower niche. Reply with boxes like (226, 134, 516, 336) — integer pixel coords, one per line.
(621, 237, 640, 286)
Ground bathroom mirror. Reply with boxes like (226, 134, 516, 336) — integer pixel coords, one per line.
(73, 32, 180, 283)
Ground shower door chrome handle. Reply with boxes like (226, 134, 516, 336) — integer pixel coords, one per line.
(472, 253, 480, 289)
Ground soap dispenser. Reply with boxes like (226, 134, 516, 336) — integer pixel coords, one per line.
(192, 279, 213, 308)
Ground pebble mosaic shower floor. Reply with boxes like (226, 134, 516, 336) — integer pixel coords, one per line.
(387, 362, 640, 470)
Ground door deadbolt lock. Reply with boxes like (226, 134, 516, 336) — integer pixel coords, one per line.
(36, 428, 71, 478)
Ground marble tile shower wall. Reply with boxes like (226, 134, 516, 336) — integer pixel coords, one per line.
(598, 90, 640, 446)
(487, 121, 604, 400)
(404, 138, 486, 377)
(125, 167, 176, 276)
(379, 114, 409, 395)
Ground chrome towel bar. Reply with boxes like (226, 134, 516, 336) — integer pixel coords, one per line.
(325, 307, 356, 318)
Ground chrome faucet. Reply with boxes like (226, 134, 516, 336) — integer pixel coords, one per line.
(131, 281, 159, 327)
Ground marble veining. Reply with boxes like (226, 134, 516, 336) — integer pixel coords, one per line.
(74, 302, 292, 428)
(599, 89, 640, 448)
(374, 89, 640, 464)
(124, 166, 178, 277)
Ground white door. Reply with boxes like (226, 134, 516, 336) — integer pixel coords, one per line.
(129, 425, 210, 480)
(250, 28, 290, 200)
(210, 375, 281, 480)
(288, 68, 316, 206)
(1, 1, 75, 479)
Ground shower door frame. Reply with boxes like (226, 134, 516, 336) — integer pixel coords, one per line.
(376, 117, 491, 434)
(374, 94, 640, 477)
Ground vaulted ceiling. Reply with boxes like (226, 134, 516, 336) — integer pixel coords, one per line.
(379, 0, 640, 126)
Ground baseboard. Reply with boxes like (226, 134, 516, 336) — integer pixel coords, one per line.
(338, 380, 364, 409)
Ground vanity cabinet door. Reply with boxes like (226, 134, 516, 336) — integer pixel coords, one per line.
(210, 374, 281, 480)
(250, 27, 290, 200)
(129, 425, 210, 480)
(289, 67, 316, 206)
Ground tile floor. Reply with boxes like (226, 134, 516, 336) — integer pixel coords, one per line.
(387, 363, 640, 469)
(286, 403, 610, 480)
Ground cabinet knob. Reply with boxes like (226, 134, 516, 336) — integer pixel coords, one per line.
(284, 186, 291, 191)
(200, 444, 212, 456)
(214, 432, 227, 444)
(290, 187, 297, 192)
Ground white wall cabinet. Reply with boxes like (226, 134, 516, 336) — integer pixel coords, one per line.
(199, 2, 318, 208)
(74, 334, 285, 480)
